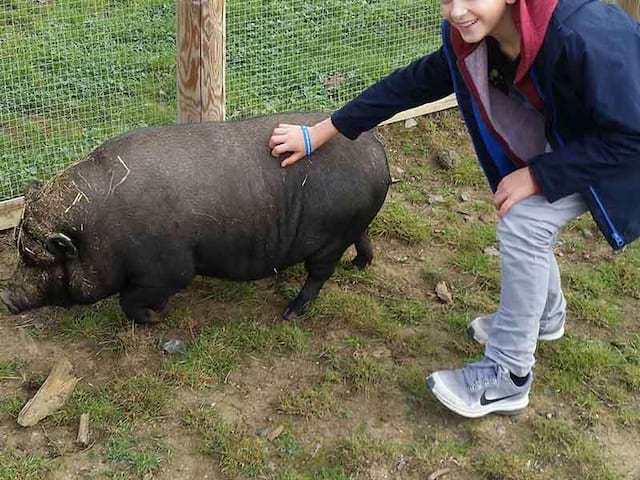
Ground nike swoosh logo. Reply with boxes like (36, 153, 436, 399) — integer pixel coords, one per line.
(480, 392, 520, 406)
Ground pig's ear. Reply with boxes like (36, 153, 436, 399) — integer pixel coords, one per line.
(45, 233, 78, 259)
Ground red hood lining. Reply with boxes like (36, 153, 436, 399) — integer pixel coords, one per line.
(450, 0, 558, 85)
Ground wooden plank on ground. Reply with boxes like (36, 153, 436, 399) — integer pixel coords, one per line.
(0, 197, 24, 232)
(618, 0, 640, 19)
(379, 94, 458, 126)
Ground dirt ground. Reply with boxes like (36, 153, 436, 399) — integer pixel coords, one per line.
(1, 111, 639, 480)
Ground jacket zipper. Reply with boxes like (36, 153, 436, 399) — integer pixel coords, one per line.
(551, 122, 625, 248)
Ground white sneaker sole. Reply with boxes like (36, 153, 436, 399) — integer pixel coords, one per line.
(426, 372, 529, 418)
(467, 321, 565, 345)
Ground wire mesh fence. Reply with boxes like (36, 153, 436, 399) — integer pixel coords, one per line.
(1, 0, 442, 203)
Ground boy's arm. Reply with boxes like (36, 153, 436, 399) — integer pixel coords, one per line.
(331, 46, 454, 140)
(528, 19, 640, 202)
(270, 46, 454, 166)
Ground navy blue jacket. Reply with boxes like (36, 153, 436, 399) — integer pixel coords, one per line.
(332, 0, 640, 250)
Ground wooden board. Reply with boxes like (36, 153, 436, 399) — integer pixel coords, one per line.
(0, 197, 24, 232)
(379, 94, 458, 126)
(618, 0, 640, 19)
(177, 0, 225, 123)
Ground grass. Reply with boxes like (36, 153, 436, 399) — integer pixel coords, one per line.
(0, 451, 52, 480)
(370, 200, 432, 244)
(54, 372, 174, 432)
(2, 110, 640, 479)
(184, 405, 267, 478)
(167, 320, 310, 387)
(104, 430, 170, 479)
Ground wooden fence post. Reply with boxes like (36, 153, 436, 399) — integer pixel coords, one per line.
(618, 0, 640, 19)
(176, 0, 225, 123)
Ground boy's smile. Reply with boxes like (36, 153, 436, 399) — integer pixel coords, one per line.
(442, 0, 520, 58)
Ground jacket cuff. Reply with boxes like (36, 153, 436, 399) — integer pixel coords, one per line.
(330, 111, 362, 141)
(528, 157, 564, 203)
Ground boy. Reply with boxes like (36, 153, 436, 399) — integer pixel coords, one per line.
(268, 0, 640, 418)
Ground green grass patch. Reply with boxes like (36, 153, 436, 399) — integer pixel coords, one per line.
(184, 405, 267, 478)
(326, 351, 393, 392)
(168, 321, 309, 387)
(529, 417, 623, 480)
(386, 298, 431, 326)
(50, 299, 129, 350)
(0, 396, 24, 420)
(277, 382, 336, 418)
(0, 450, 53, 480)
(54, 373, 173, 431)
(539, 335, 639, 418)
(0, 360, 22, 379)
(311, 288, 401, 340)
(328, 429, 400, 476)
(370, 200, 431, 244)
(105, 430, 170, 479)
(472, 450, 536, 480)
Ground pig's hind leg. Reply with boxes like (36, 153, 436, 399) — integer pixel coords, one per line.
(282, 241, 349, 321)
(350, 230, 374, 269)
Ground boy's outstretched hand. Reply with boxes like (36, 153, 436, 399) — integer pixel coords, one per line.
(269, 118, 339, 167)
(269, 124, 308, 167)
(494, 167, 541, 218)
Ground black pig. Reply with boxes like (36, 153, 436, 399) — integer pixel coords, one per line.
(1, 113, 390, 323)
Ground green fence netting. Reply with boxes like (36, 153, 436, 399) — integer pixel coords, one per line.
(1, 0, 441, 202)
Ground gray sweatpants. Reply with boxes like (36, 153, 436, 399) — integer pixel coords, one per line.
(485, 193, 588, 377)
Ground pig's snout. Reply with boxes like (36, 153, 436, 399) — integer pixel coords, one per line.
(0, 290, 22, 315)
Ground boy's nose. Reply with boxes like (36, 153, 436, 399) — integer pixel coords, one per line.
(449, 0, 470, 21)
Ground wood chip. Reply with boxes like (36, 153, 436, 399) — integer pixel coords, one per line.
(76, 413, 91, 447)
(404, 118, 418, 128)
(428, 467, 452, 480)
(267, 425, 284, 442)
(18, 359, 79, 427)
(435, 281, 453, 304)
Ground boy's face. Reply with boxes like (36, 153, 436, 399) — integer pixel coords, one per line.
(441, 0, 516, 44)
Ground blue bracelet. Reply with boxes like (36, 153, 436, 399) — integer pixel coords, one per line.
(301, 126, 312, 156)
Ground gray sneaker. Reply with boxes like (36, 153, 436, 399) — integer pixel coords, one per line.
(426, 357, 531, 418)
(467, 314, 565, 345)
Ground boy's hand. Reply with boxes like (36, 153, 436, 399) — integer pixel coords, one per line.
(494, 167, 541, 218)
(269, 124, 307, 167)
(269, 118, 339, 167)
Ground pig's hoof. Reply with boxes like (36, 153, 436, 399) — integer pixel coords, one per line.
(132, 309, 162, 325)
(348, 255, 372, 270)
(281, 306, 299, 321)
(282, 300, 308, 321)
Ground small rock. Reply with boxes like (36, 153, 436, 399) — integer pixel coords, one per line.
(404, 118, 418, 129)
(428, 194, 445, 204)
(483, 246, 500, 257)
(255, 426, 270, 438)
(435, 281, 453, 304)
(392, 165, 405, 176)
(393, 255, 409, 263)
(434, 149, 459, 170)
(581, 228, 594, 239)
(395, 455, 409, 471)
(546, 412, 553, 419)
(460, 193, 471, 202)
(162, 339, 186, 354)
(267, 425, 284, 442)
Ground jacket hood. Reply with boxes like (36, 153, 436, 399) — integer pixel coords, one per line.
(449, 0, 558, 85)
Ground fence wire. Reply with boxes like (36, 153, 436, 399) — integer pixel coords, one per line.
(1, 0, 442, 202)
